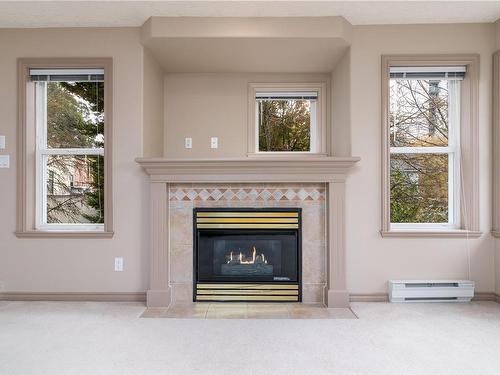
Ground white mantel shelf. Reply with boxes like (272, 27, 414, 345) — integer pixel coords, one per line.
(135, 156, 360, 182)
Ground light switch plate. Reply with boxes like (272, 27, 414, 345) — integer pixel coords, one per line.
(0, 155, 9, 168)
(211, 137, 218, 149)
(114, 257, 124, 272)
(185, 137, 192, 149)
(0, 136, 5, 149)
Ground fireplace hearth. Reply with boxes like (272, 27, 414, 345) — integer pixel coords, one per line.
(193, 208, 302, 302)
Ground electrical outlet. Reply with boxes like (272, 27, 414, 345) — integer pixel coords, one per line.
(0, 155, 9, 168)
(0, 136, 5, 149)
(211, 137, 218, 149)
(114, 257, 124, 272)
(184, 137, 192, 149)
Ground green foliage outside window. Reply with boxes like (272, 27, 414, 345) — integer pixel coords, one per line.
(258, 99, 311, 152)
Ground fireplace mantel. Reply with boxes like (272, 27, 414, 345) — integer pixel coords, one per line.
(135, 156, 360, 182)
(136, 156, 360, 308)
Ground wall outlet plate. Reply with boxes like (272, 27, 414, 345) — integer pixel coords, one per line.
(0, 136, 5, 149)
(0, 155, 9, 168)
(211, 137, 218, 149)
(114, 257, 124, 272)
(184, 137, 192, 149)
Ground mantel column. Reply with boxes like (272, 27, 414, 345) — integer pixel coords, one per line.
(326, 180, 349, 307)
(147, 181, 171, 307)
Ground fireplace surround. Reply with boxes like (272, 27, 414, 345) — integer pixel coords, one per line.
(193, 208, 302, 302)
(136, 157, 360, 308)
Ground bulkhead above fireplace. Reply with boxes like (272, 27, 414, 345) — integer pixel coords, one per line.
(193, 208, 302, 302)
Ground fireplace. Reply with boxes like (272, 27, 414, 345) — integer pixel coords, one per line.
(193, 208, 302, 302)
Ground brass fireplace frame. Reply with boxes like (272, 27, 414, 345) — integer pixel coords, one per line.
(193, 208, 302, 302)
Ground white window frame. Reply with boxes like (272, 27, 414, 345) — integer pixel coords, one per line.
(389, 78, 461, 230)
(380, 55, 481, 238)
(34, 79, 105, 231)
(247, 82, 327, 157)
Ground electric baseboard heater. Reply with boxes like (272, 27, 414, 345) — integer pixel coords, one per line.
(388, 280, 475, 303)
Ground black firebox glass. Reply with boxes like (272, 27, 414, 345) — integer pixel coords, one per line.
(196, 230, 299, 283)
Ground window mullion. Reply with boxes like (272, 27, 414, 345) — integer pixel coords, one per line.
(42, 148, 104, 156)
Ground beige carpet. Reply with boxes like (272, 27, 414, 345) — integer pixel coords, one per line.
(1, 301, 500, 374)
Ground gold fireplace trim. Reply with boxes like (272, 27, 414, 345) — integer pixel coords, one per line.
(196, 212, 299, 218)
(197, 223, 298, 229)
(195, 283, 300, 302)
(197, 217, 298, 223)
(197, 289, 298, 295)
(196, 211, 299, 229)
(196, 295, 299, 301)
(197, 283, 298, 290)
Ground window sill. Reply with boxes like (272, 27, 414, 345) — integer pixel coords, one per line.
(380, 229, 482, 238)
(15, 231, 114, 239)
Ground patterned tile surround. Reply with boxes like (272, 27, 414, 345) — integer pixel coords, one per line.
(169, 183, 327, 304)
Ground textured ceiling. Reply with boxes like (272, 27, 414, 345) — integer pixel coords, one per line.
(0, 1, 499, 28)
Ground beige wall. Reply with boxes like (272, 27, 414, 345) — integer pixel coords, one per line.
(1, 21, 499, 297)
(0, 28, 149, 293)
(142, 47, 164, 157)
(164, 73, 331, 158)
(347, 23, 496, 294)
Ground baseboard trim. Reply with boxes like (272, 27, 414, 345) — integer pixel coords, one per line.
(0, 291, 496, 304)
(472, 292, 497, 302)
(349, 293, 389, 302)
(0, 292, 146, 302)
(350, 292, 499, 303)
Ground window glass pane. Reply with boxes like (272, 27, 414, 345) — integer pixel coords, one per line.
(390, 153, 448, 223)
(390, 79, 451, 147)
(258, 99, 311, 152)
(45, 81, 104, 149)
(46, 154, 104, 224)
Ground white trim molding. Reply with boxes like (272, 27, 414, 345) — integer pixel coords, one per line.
(136, 156, 360, 308)
(381, 54, 481, 238)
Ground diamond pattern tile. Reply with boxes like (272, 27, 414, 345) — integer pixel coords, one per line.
(169, 186, 326, 201)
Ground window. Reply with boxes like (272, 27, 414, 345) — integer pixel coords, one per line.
(256, 91, 317, 152)
(389, 67, 463, 228)
(381, 55, 480, 237)
(17, 59, 113, 237)
(247, 83, 327, 156)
